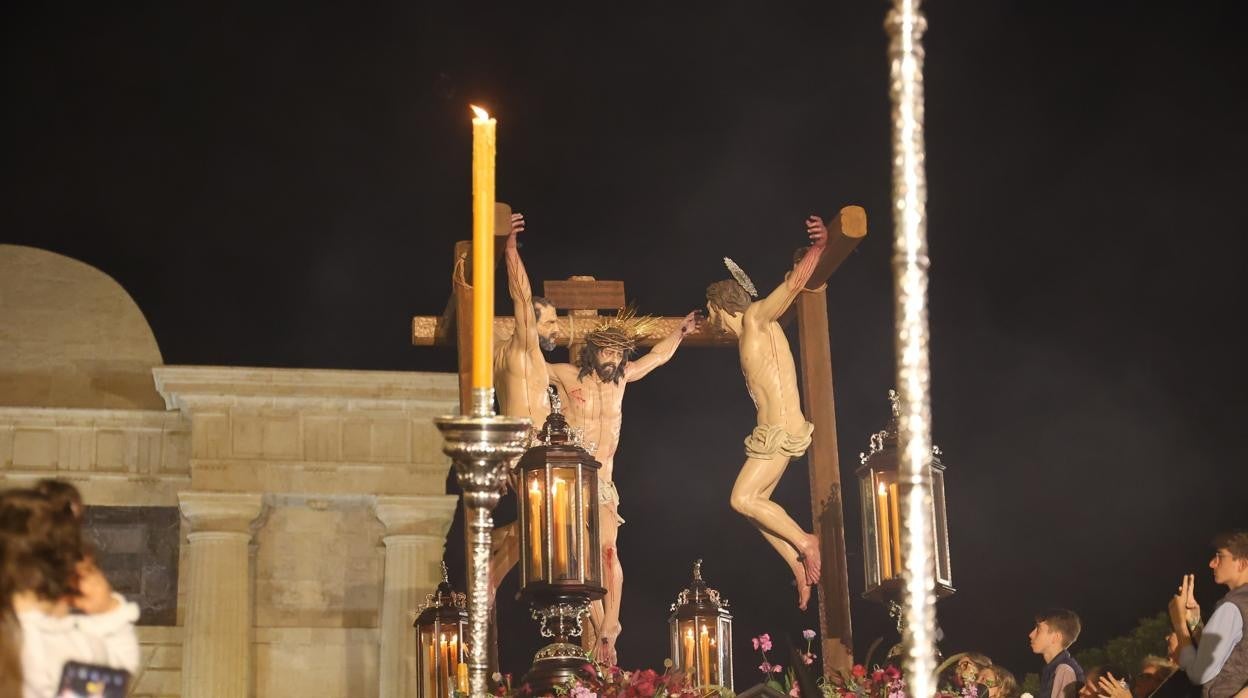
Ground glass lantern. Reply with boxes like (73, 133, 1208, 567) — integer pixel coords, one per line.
(517, 392, 605, 693)
(856, 390, 954, 603)
(668, 560, 733, 690)
(415, 562, 469, 698)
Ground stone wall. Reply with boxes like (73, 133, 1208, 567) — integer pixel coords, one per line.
(1, 366, 461, 698)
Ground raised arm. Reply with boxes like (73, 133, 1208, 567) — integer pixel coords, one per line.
(751, 216, 828, 322)
(625, 311, 700, 382)
(502, 212, 540, 352)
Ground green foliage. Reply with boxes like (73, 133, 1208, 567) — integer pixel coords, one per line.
(1074, 612, 1171, 676)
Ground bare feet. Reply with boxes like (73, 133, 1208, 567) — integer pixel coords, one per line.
(790, 562, 812, 611)
(798, 579, 812, 610)
(797, 534, 822, 585)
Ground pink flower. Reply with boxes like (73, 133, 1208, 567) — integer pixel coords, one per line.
(885, 666, 901, 680)
(571, 687, 598, 698)
(760, 662, 773, 674)
(790, 686, 802, 697)
(802, 652, 816, 665)
(873, 670, 887, 684)
(772, 665, 783, 673)
(802, 629, 816, 640)
(753, 633, 773, 652)
(851, 664, 867, 679)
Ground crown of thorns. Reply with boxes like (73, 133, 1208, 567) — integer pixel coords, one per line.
(584, 306, 660, 353)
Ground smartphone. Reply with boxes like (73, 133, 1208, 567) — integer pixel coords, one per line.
(56, 661, 130, 698)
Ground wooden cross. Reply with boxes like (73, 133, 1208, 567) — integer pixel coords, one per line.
(410, 205, 866, 677)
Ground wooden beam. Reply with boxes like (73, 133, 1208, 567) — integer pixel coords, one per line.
(414, 314, 735, 348)
(542, 279, 626, 310)
(798, 287, 854, 677)
(452, 241, 474, 415)
(780, 205, 867, 326)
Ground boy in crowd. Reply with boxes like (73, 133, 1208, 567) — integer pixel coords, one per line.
(1031, 608, 1086, 698)
(1169, 530, 1248, 698)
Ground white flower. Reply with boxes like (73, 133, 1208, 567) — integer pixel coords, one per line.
(1020, 693, 1033, 698)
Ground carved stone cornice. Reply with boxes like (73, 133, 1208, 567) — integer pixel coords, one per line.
(178, 491, 265, 535)
(371, 494, 458, 538)
(152, 366, 458, 414)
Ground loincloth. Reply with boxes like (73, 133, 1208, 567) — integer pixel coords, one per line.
(744, 421, 814, 459)
(599, 479, 625, 525)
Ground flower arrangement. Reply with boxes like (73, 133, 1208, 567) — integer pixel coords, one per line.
(492, 661, 729, 698)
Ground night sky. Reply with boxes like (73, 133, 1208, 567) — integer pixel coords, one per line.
(4, 0, 1247, 684)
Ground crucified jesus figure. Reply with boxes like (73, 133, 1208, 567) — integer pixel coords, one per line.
(549, 308, 700, 665)
(483, 211, 562, 594)
(705, 215, 828, 610)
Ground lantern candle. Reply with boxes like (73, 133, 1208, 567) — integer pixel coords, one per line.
(457, 662, 469, 695)
(427, 640, 436, 696)
(877, 480, 893, 579)
(684, 628, 695, 674)
(888, 482, 902, 574)
(552, 478, 568, 575)
(470, 105, 496, 394)
(528, 478, 544, 574)
(698, 626, 711, 686)
(440, 634, 450, 695)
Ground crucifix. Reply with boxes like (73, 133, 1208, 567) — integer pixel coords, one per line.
(411, 204, 866, 677)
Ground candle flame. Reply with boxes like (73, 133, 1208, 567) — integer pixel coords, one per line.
(529, 479, 541, 494)
(470, 105, 490, 120)
(878, 481, 888, 496)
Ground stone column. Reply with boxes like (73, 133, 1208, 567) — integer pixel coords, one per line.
(373, 495, 458, 698)
(178, 491, 265, 698)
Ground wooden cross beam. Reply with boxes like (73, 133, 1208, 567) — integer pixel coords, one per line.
(410, 205, 867, 678)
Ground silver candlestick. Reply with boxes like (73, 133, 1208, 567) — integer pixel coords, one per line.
(436, 387, 531, 698)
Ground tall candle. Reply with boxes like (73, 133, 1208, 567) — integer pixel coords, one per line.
(528, 478, 544, 576)
(427, 638, 436, 697)
(440, 634, 450, 698)
(470, 105, 496, 391)
(877, 481, 893, 579)
(888, 482, 902, 574)
(457, 662, 469, 695)
(552, 478, 568, 575)
(684, 628, 695, 672)
(698, 626, 711, 686)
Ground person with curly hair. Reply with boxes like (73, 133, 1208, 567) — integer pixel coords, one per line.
(1, 483, 139, 697)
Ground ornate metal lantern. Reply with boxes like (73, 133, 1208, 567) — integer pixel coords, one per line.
(517, 392, 605, 693)
(415, 562, 470, 698)
(668, 560, 734, 690)
(856, 390, 953, 603)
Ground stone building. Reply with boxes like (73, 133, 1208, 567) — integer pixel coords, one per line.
(1, 244, 459, 697)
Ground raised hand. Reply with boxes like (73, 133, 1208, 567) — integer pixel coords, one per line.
(1179, 573, 1201, 626)
(679, 310, 702, 336)
(1096, 673, 1131, 698)
(806, 215, 828, 248)
(71, 559, 118, 615)
(506, 212, 526, 248)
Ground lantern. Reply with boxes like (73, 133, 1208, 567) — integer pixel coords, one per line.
(517, 391, 605, 693)
(856, 389, 953, 603)
(668, 560, 734, 689)
(415, 562, 470, 698)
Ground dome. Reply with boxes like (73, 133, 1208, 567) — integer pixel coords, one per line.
(0, 245, 164, 409)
